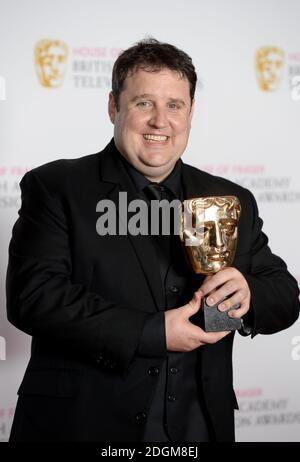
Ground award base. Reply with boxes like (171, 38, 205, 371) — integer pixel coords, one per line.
(203, 298, 242, 332)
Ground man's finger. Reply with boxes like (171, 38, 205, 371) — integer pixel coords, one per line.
(199, 330, 231, 345)
(185, 291, 202, 317)
(200, 268, 239, 296)
(227, 302, 249, 318)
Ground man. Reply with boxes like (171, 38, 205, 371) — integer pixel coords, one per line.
(6, 38, 299, 442)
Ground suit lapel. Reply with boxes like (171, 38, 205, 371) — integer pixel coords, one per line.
(182, 162, 237, 199)
(182, 163, 210, 199)
(98, 140, 164, 311)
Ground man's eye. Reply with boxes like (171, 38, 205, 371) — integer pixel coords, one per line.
(137, 101, 152, 108)
(168, 103, 180, 110)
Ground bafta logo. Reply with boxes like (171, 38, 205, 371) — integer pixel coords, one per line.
(35, 39, 68, 88)
(255, 46, 285, 91)
(180, 196, 242, 332)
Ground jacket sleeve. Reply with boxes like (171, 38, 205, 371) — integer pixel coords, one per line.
(241, 190, 299, 336)
(136, 312, 166, 357)
(6, 170, 166, 372)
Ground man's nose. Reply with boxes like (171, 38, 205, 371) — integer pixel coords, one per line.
(148, 107, 168, 129)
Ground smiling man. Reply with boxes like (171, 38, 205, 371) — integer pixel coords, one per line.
(6, 38, 299, 442)
(108, 67, 194, 181)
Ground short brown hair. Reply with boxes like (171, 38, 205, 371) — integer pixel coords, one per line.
(111, 38, 197, 110)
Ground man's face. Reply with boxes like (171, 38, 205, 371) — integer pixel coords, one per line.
(108, 68, 194, 181)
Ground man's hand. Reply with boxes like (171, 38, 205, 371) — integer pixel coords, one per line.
(200, 267, 251, 320)
(165, 291, 230, 352)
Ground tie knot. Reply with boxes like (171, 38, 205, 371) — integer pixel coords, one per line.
(143, 182, 172, 201)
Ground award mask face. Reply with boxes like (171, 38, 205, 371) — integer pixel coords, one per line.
(180, 196, 241, 275)
(35, 39, 68, 88)
(255, 46, 285, 92)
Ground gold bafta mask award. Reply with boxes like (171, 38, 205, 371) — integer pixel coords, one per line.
(179, 196, 242, 332)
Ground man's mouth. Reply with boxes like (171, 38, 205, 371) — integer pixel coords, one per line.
(143, 134, 169, 142)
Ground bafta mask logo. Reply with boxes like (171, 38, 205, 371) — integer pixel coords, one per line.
(35, 39, 68, 88)
(255, 46, 285, 91)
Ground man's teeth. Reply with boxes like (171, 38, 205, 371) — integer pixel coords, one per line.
(143, 134, 169, 141)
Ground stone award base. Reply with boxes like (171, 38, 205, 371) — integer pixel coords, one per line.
(203, 298, 242, 332)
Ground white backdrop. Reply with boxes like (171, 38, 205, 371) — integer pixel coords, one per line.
(0, 0, 299, 442)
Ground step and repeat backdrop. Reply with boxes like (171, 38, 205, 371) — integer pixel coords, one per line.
(0, 0, 299, 442)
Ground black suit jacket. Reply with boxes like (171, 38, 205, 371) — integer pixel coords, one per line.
(6, 139, 299, 442)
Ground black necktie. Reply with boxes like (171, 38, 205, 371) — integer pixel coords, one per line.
(143, 182, 172, 201)
(143, 183, 175, 281)
(143, 182, 175, 236)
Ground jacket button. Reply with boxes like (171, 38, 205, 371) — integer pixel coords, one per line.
(148, 367, 160, 377)
(169, 367, 178, 375)
(136, 412, 147, 425)
(167, 394, 177, 402)
(169, 286, 180, 294)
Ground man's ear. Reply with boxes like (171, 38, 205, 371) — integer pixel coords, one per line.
(189, 99, 195, 122)
(108, 92, 117, 124)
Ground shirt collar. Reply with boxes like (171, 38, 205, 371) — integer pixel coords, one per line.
(116, 147, 183, 199)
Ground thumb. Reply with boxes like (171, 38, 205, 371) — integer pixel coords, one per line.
(185, 291, 202, 317)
